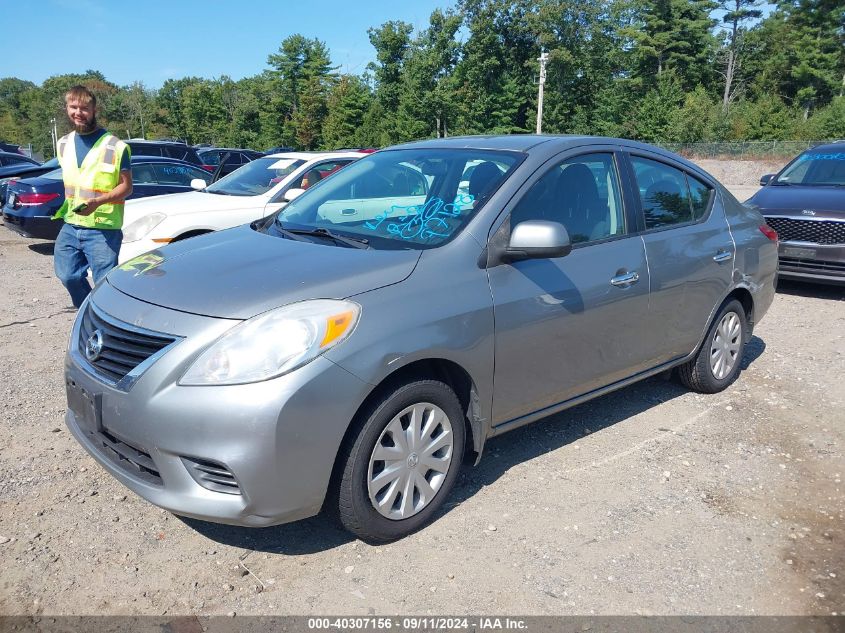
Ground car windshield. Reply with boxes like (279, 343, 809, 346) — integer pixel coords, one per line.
(205, 157, 305, 196)
(43, 168, 64, 180)
(263, 148, 522, 250)
(775, 150, 845, 186)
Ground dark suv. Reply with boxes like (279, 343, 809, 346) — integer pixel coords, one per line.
(127, 140, 203, 166)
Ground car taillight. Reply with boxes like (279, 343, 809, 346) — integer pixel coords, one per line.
(17, 192, 60, 206)
(201, 165, 215, 172)
(759, 225, 778, 242)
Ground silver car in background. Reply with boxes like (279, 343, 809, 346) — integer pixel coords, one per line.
(64, 136, 778, 542)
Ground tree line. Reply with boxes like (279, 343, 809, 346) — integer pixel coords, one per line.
(1, 0, 842, 159)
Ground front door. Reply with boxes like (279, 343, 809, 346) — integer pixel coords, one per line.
(488, 151, 653, 426)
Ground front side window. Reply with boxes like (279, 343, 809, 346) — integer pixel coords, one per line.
(631, 156, 694, 229)
(131, 164, 156, 184)
(776, 150, 845, 186)
(152, 163, 210, 186)
(268, 148, 522, 249)
(510, 153, 625, 244)
(205, 157, 305, 197)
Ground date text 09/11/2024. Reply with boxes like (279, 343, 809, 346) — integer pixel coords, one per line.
(307, 617, 528, 630)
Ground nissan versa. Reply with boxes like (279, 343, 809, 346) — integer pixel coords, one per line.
(64, 136, 778, 542)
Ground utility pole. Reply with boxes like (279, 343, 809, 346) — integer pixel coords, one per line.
(536, 50, 549, 134)
(50, 118, 58, 155)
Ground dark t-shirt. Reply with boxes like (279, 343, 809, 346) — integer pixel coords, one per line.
(74, 129, 130, 170)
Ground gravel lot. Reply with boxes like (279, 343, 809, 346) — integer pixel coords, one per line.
(0, 164, 843, 617)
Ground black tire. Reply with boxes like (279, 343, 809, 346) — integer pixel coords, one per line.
(337, 380, 465, 542)
(678, 298, 747, 394)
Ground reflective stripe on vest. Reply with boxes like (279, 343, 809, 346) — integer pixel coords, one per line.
(57, 132, 127, 229)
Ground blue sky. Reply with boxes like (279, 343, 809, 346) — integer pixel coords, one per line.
(2, 0, 452, 88)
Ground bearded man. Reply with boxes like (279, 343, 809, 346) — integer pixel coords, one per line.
(53, 85, 132, 308)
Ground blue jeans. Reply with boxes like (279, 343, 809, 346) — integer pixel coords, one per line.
(54, 223, 122, 307)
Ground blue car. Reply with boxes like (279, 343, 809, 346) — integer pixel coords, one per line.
(745, 142, 845, 285)
(2, 156, 211, 240)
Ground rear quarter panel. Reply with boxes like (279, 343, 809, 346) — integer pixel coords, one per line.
(721, 186, 778, 328)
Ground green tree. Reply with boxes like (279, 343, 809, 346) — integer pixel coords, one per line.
(625, 0, 718, 91)
(396, 9, 462, 140)
(716, 0, 764, 111)
(322, 75, 372, 149)
(367, 21, 414, 143)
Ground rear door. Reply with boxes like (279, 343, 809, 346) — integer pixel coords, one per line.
(488, 148, 653, 425)
(623, 151, 734, 362)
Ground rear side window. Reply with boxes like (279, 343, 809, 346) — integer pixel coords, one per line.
(631, 157, 694, 229)
(687, 174, 713, 221)
(130, 144, 162, 157)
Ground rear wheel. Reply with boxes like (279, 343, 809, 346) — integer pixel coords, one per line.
(337, 380, 465, 542)
(678, 298, 747, 393)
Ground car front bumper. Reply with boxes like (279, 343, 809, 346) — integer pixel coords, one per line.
(64, 283, 372, 527)
(777, 241, 845, 285)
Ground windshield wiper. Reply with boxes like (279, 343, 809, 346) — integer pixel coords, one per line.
(286, 227, 370, 249)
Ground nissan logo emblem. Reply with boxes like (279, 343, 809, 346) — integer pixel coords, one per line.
(85, 330, 104, 362)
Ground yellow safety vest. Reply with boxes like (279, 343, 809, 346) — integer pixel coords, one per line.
(54, 132, 129, 229)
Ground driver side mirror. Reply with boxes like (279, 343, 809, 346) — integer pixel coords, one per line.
(283, 187, 306, 202)
(190, 178, 206, 190)
(759, 174, 775, 186)
(487, 220, 573, 267)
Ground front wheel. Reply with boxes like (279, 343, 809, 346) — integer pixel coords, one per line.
(678, 298, 747, 393)
(337, 380, 466, 542)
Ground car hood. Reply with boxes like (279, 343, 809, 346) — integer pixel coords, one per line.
(749, 186, 845, 215)
(123, 190, 270, 221)
(106, 224, 421, 319)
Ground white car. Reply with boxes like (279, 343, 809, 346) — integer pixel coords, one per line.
(118, 151, 366, 263)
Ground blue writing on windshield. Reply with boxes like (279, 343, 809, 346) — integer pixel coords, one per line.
(798, 152, 845, 161)
(364, 194, 474, 241)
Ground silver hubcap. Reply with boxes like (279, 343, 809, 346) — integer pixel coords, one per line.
(367, 402, 454, 520)
(710, 311, 742, 380)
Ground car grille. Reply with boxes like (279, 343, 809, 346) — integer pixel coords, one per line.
(765, 217, 845, 245)
(79, 304, 176, 384)
(182, 457, 241, 495)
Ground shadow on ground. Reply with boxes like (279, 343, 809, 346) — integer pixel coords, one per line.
(181, 337, 767, 554)
(27, 242, 54, 256)
(776, 279, 844, 301)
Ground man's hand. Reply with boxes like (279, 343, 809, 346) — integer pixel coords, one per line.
(75, 200, 99, 215)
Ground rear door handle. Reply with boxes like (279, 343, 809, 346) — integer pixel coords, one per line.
(713, 250, 732, 263)
(610, 271, 639, 287)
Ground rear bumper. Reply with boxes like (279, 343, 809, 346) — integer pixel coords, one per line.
(2, 211, 62, 240)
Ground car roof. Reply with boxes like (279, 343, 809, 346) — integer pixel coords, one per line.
(198, 147, 257, 153)
(128, 139, 189, 146)
(0, 150, 38, 161)
(262, 151, 367, 160)
(129, 155, 200, 165)
(803, 142, 845, 153)
(388, 134, 715, 182)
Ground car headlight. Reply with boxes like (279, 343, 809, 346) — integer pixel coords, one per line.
(180, 299, 361, 385)
(123, 212, 166, 242)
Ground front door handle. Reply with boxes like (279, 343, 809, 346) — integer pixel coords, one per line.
(713, 250, 732, 263)
(610, 271, 640, 287)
